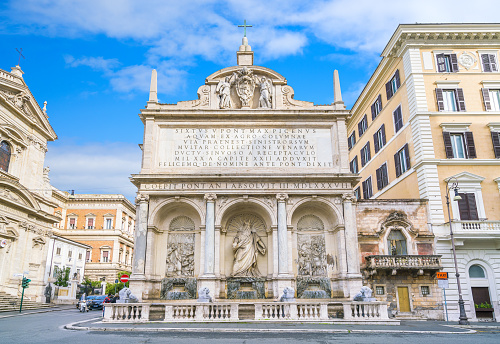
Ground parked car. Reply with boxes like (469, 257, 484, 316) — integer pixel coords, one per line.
(76, 295, 97, 309)
(89, 295, 107, 310)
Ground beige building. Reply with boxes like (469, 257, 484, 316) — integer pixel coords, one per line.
(348, 24, 500, 321)
(0, 64, 60, 302)
(52, 191, 135, 282)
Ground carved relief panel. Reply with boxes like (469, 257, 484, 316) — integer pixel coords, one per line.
(165, 216, 195, 277)
(296, 215, 327, 277)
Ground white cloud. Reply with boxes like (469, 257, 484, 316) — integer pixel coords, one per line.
(64, 55, 120, 72)
(45, 141, 141, 201)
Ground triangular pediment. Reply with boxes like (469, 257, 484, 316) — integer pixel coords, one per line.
(445, 172, 485, 183)
(0, 180, 39, 210)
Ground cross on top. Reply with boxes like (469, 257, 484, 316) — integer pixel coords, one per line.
(16, 48, 25, 66)
(238, 20, 252, 37)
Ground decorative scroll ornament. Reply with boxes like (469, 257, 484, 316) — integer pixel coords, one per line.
(234, 67, 256, 108)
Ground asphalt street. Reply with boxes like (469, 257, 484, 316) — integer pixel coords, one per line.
(0, 307, 499, 344)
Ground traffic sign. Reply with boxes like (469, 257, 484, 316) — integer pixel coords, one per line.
(13, 273, 23, 277)
(436, 272, 448, 279)
(120, 274, 129, 283)
(438, 279, 449, 289)
(115, 279, 119, 284)
(0, 239, 7, 248)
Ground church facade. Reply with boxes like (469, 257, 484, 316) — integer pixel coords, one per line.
(129, 37, 364, 302)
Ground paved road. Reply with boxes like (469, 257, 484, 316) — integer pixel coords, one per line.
(1, 308, 499, 344)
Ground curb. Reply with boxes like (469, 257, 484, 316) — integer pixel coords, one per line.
(63, 320, 477, 334)
(0, 306, 72, 319)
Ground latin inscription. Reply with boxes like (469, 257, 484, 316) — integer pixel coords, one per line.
(142, 182, 351, 191)
(158, 128, 333, 168)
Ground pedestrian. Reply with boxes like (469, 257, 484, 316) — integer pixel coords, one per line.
(103, 293, 111, 317)
(111, 293, 118, 303)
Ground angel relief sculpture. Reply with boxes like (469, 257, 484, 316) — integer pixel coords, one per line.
(228, 215, 267, 277)
(215, 68, 272, 109)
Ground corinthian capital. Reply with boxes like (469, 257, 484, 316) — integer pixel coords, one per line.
(135, 193, 149, 205)
(276, 193, 288, 202)
(204, 193, 217, 202)
(342, 193, 355, 202)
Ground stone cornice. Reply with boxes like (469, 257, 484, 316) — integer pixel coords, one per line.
(382, 24, 500, 58)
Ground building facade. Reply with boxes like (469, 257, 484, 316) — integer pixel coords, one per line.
(52, 192, 135, 282)
(348, 24, 500, 321)
(129, 37, 363, 302)
(0, 65, 60, 302)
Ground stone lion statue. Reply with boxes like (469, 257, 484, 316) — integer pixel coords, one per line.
(197, 287, 212, 302)
(353, 286, 374, 301)
(118, 287, 139, 303)
(279, 287, 296, 302)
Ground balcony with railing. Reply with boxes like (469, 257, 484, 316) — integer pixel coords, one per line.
(451, 220, 500, 234)
(364, 255, 442, 274)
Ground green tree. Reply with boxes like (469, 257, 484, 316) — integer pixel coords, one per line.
(54, 267, 71, 287)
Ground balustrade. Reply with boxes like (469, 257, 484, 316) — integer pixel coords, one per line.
(366, 255, 441, 270)
(103, 303, 149, 322)
(453, 220, 500, 232)
(343, 302, 389, 320)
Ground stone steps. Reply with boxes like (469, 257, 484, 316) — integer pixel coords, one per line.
(0, 292, 52, 313)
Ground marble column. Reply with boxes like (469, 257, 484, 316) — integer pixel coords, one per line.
(277, 193, 288, 275)
(342, 193, 360, 275)
(132, 194, 149, 276)
(204, 193, 216, 276)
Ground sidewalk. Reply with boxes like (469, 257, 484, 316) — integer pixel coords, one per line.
(64, 318, 488, 334)
(0, 304, 75, 318)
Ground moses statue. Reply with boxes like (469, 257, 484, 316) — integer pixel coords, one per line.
(231, 219, 266, 276)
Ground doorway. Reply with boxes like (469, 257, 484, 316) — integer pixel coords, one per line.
(472, 287, 493, 319)
(397, 286, 411, 312)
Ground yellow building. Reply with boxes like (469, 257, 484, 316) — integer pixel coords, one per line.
(52, 191, 136, 283)
(348, 24, 500, 321)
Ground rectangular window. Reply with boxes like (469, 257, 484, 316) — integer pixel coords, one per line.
(102, 251, 109, 263)
(87, 218, 94, 229)
(354, 187, 361, 201)
(376, 286, 385, 295)
(86, 251, 91, 262)
(362, 177, 373, 199)
(69, 218, 76, 229)
(436, 53, 459, 73)
(443, 132, 476, 159)
(358, 115, 368, 137)
(457, 193, 479, 220)
(78, 253, 82, 260)
(349, 156, 358, 174)
(421, 286, 430, 296)
(482, 88, 500, 111)
(393, 106, 403, 133)
(105, 218, 113, 229)
(56, 247, 61, 255)
(373, 124, 386, 153)
(491, 131, 500, 158)
(385, 70, 401, 100)
(68, 250, 72, 258)
(360, 142, 371, 167)
(376, 163, 389, 190)
(348, 132, 356, 151)
(481, 53, 498, 72)
(371, 94, 383, 120)
(436, 88, 466, 112)
(394, 144, 411, 177)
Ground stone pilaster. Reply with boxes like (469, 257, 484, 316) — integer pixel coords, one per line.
(204, 193, 216, 276)
(132, 193, 149, 276)
(276, 193, 288, 275)
(342, 193, 362, 297)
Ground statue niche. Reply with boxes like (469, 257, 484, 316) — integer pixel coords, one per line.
(227, 213, 267, 277)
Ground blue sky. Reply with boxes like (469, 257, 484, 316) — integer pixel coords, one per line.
(0, 1, 496, 200)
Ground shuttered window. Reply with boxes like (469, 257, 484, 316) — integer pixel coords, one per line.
(358, 115, 368, 137)
(436, 53, 459, 73)
(482, 88, 500, 111)
(442, 132, 476, 159)
(386, 70, 401, 100)
(69, 218, 76, 229)
(348, 131, 356, 150)
(435, 88, 466, 112)
(373, 124, 386, 153)
(457, 193, 479, 220)
(362, 177, 373, 199)
(0, 141, 11, 172)
(393, 106, 404, 133)
(360, 142, 371, 167)
(86, 251, 91, 262)
(102, 251, 109, 262)
(354, 187, 361, 201)
(371, 94, 383, 120)
(491, 132, 500, 158)
(349, 156, 358, 173)
(376, 163, 389, 190)
(480, 53, 498, 72)
(394, 144, 411, 177)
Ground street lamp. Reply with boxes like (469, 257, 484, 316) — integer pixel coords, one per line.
(445, 177, 469, 325)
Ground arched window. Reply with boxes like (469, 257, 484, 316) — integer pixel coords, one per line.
(469, 264, 486, 278)
(0, 141, 11, 172)
(387, 230, 407, 255)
